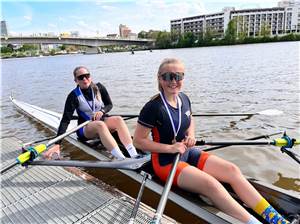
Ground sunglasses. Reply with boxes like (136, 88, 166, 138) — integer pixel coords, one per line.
(160, 72, 184, 81)
(76, 73, 90, 81)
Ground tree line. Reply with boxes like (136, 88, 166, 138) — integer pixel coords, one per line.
(138, 18, 300, 49)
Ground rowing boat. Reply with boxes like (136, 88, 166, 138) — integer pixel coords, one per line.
(10, 97, 300, 224)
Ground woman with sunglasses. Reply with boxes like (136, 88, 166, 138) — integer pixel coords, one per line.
(133, 58, 289, 224)
(44, 66, 138, 160)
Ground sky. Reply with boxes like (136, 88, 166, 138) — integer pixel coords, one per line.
(1, 0, 282, 37)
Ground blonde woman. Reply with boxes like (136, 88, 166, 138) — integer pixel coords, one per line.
(133, 58, 289, 224)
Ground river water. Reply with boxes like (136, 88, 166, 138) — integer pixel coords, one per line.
(1, 41, 300, 223)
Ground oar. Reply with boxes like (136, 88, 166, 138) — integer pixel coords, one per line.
(150, 153, 180, 224)
(22, 136, 56, 147)
(1, 120, 90, 174)
(28, 155, 150, 170)
(128, 171, 152, 224)
(193, 109, 283, 117)
(112, 109, 283, 119)
(197, 135, 300, 164)
(196, 138, 300, 146)
(204, 132, 283, 152)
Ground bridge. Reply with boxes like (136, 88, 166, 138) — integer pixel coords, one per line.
(0, 36, 155, 47)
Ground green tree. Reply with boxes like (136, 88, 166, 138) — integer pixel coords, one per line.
(203, 28, 214, 45)
(260, 21, 271, 37)
(155, 31, 171, 49)
(224, 18, 237, 44)
(59, 45, 66, 50)
(170, 30, 181, 45)
(19, 44, 38, 51)
(0, 45, 13, 53)
(138, 31, 147, 38)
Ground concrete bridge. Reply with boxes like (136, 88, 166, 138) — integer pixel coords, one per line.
(0, 36, 155, 47)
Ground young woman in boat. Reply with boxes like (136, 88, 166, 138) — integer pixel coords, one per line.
(44, 66, 138, 160)
(133, 58, 289, 224)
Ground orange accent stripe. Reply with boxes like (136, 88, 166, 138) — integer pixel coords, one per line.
(197, 151, 210, 170)
(152, 127, 160, 142)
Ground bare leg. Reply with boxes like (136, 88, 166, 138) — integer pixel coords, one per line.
(104, 116, 133, 146)
(84, 121, 118, 151)
(177, 165, 252, 223)
(203, 155, 262, 208)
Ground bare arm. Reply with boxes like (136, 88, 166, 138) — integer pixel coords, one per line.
(133, 123, 187, 154)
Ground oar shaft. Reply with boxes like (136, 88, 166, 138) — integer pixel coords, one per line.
(204, 132, 283, 152)
(197, 138, 299, 146)
(193, 113, 256, 117)
(151, 153, 180, 224)
(29, 158, 149, 170)
(129, 171, 151, 224)
(46, 120, 90, 147)
(1, 162, 18, 174)
(197, 140, 273, 146)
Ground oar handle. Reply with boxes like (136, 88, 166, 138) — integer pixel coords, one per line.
(16, 144, 47, 164)
(273, 138, 300, 147)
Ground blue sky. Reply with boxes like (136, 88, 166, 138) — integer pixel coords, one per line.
(1, 0, 281, 36)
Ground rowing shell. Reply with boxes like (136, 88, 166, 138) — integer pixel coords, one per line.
(10, 97, 300, 224)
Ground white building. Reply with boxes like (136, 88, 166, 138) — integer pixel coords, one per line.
(170, 1, 300, 37)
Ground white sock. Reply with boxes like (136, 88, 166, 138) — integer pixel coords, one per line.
(125, 143, 138, 158)
(246, 216, 262, 224)
(111, 147, 125, 160)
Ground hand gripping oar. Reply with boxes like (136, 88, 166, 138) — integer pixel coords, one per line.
(150, 153, 180, 224)
(1, 120, 90, 174)
(112, 109, 283, 119)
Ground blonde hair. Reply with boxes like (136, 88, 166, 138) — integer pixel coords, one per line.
(157, 58, 184, 92)
(73, 66, 101, 101)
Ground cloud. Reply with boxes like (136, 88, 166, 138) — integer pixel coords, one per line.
(23, 15, 32, 21)
(48, 23, 57, 28)
(77, 20, 89, 27)
(101, 5, 118, 10)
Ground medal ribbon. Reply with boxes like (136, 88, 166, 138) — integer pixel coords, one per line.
(160, 92, 182, 142)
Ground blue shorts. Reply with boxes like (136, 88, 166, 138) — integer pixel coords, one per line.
(76, 127, 89, 141)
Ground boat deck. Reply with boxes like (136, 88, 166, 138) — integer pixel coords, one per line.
(1, 137, 177, 224)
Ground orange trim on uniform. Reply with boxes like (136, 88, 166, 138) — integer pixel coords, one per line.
(197, 151, 210, 170)
(152, 153, 189, 186)
(152, 127, 160, 142)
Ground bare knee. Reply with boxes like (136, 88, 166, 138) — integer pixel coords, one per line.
(204, 177, 224, 196)
(115, 116, 124, 124)
(227, 163, 242, 177)
(94, 120, 107, 130)
(110, 116, 123, 124)
(223, 163, 244, 184)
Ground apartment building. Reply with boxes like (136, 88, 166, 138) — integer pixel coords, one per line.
(170, 1, 300, 37)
